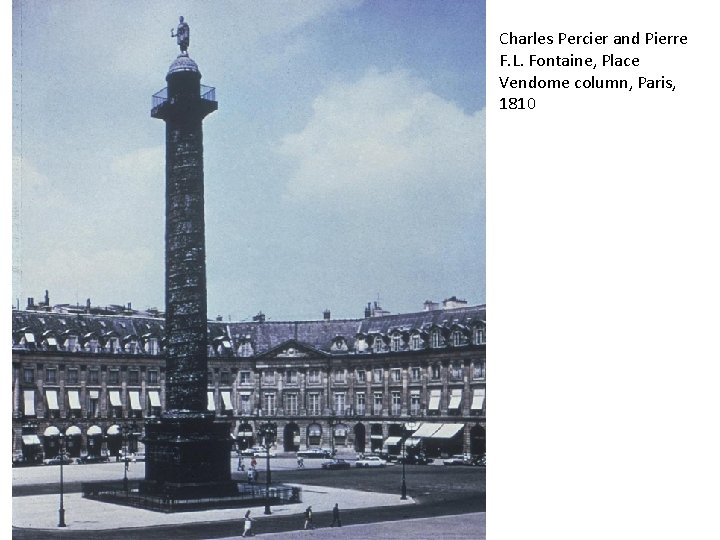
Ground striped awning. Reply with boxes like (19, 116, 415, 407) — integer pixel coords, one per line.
(22, 434, 41, 445)
(46, 390, 59, 410)
(148, 390, 161, 407)
(412, 423, 442, 438)
(129, 391, 142, 410)
(23, 390, 35, 416)
(109, 390, 122, 407)
(428, 389, 441, 410)
(448, 388, 462, 409)
(221, 391, 233, 411)
(207, 391, 216, 411)
(384, 436, 402, 446)
(471, 388, 486, 410)
(68, 390, 81, 410)
(432, 423, 465, 439)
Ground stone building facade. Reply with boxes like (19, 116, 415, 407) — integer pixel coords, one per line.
(11, 301, 486, 461)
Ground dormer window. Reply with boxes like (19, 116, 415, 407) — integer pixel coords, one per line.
(431, 330, 442, 348)
(391, 334, 402, 352)
(410, 334, 421, 350)
(64, 335, 79, 352)
(473, 325, 486, 345)
(373, 336, 384, 353)
(145, 337, 159, 355)
(452, 330, 462, 347)
(238, 340, 254, 358)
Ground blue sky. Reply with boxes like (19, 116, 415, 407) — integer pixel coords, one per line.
(12, 0, 485, 321)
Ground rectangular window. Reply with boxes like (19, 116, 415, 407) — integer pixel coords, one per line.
(411, 367, 421, 382)
(410, 393, 421, 415)
(308, 369, 321, 384)
(286, 370, 297, 384)
(334, 393, 345, 414)
(373, 392, 383, 415)
(88, 369, 100, 384)
(128, 369, 140, 385)
(109, 369, 120, 385)
(334, 369, 345, 383)
(66, 368, 79, 384)
(23, 368, 34, 384)
(410, 334, 421, 350)
(148, 370, 159, 384)
(220, 371, 231, 385)
(473, 361, 486, 379)
(391, 391, 402, 415)
(45, 368, 57, 384)
(263, 370, 275, 384)
(431, 331, 441, 348)
(264, 393, 276, 415)
(240, 371, 251, 384)
(356, 369, 366, 383)
(308, 393, 320, 415)
(356, 392, 366, 415)
(431, 365, 440, 380)
(391, 335, 402, 352)
(373, 368, 383, 383)
(285, 393, 298, 415)
(391, 369, 402, 382)
(88, 393, 100, 418)
(240, 393, 252, 414)
(451, 363, 463, 381)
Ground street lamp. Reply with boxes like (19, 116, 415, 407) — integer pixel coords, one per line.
(58, 428, 67, 527)
(259, 421, 276, 515)
(401, 439, 407, 500)
(329, 411, 336, 456)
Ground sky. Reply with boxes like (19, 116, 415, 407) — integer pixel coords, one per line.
(12, 0, 485, 322)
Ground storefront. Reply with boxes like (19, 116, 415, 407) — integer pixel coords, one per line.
(86, 425, 104, 458)
(65, 425, 82, 458)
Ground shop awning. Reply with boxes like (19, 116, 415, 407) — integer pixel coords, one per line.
(432, 423, 465, 439)
(46, 390, 59, 410)
(412, 423, 442, 438)
(89, 390, 100, 399)
(471, 388, 486, 410)
(23, 390, 35, 416)
(384, 436, 402, 446)
(148, 390, 161, 407)
(129, 391, 142, 410)
(22, 435, 41, 445)
(428, 389, 441, 410)
(44, 426, 60, 437)
(404, 437, 421, 447)
(207, 391, 216, 411)
(107, 425, 121, 436)
(66, 426, 81, 436)
(68, 390, 81, 410)
(87, 425, 102, 436)
(221, 391, 233, 411)
(448, 389, 462, 409)
(109, 390, 122, 407)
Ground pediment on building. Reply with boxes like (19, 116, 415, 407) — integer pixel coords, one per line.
(257, 339, 329, 360)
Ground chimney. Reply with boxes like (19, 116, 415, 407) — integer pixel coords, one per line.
(27, 297, 34, 309)
(216, 315, 223, 321)
(364, 303, 371, 318)
(127, 302, 132, 311)
(44, 290, 50, 306)
(86, 298, 91, 313)
(323, 309, 331, 320)
(253, 311, 266, 323)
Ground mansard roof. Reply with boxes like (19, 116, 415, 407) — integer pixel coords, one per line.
(11, 304, 485, 355)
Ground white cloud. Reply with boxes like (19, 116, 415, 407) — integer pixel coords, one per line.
(278, 68, 485, 211)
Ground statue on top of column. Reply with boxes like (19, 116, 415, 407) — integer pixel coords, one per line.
(171, 16, 190, 55)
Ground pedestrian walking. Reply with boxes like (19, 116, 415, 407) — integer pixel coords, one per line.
(297, 456, 304, 469)
(242, 510, 254, 537)
(251, 457, 257, 469)
(304, 505, 314, 529)
(331, 502, 342, 527)
(237, 455, 244, 471)
(247, 467, 255, 484)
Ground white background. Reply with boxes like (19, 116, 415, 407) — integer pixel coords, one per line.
(488, 1, 720, 539)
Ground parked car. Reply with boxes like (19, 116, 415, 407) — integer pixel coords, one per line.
(77, 454, 110, 465)
(44, 455, 73, 466)
(355, 456, 387, 468)
(239, 448, 257, 457)
(442, 454, 470, 466)
(321, 458, 351, 470)
(398, 453, 433, 465)
(297, 448, 332, 459)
